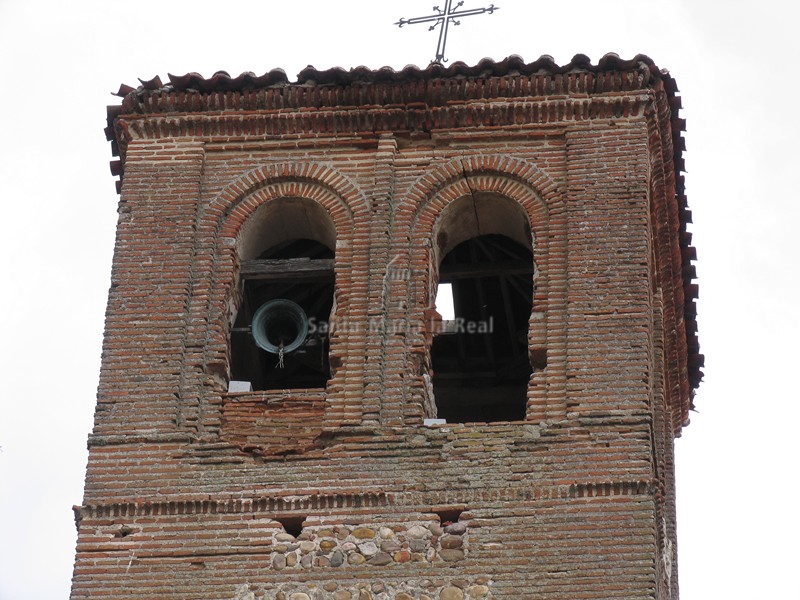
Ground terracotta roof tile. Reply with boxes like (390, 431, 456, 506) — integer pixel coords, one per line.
(113, 54, 669, 97)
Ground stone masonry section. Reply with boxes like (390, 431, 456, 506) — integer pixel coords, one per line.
(72, 54, 702, 599)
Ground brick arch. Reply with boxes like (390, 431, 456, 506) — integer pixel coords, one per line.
(390, 155, 567, 425)
(214, 180, 354, 246)
(207, 162, 370, 226)
(395, 155, 566, 309)
(200, 175, 360, 332)
(396, 155, 563, 227)
(184, 164, 372, 438)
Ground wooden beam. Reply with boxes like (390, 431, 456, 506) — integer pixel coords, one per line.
(241, 258, 334, 282)
(439, 259, 532, 281)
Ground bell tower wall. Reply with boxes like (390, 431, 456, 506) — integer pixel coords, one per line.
(73, 55, 701, 600)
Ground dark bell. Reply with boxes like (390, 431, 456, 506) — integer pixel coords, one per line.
(251, 299, 309, 354)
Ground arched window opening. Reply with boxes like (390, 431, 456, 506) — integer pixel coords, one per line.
(229, 198, 335, 391)
(432, 233, 533, 422)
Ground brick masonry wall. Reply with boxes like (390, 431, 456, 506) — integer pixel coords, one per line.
(74, 61, 694, 599)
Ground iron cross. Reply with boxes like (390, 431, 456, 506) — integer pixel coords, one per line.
(395, 1, 499, 64)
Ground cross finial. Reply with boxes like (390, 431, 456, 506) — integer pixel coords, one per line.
(395, 1, 499, 64)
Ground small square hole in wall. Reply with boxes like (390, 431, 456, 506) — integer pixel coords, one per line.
(275, 515, 305, 538)
(114, 524, 134, 538)
(433, 507, 464, 526)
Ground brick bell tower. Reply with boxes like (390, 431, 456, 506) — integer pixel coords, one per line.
(72, 54, 701, 599)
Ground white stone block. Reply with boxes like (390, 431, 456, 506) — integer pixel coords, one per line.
(228, 380, 253, 393)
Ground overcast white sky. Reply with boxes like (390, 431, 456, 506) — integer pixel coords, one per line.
(1, 1, 798, 598)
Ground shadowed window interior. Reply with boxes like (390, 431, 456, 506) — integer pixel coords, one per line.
(231, 239, 333, 390)
(432, 233, 533, 423)
(229, 198, 336, 391)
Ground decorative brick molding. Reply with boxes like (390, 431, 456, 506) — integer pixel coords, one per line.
(74, 480, 655, 521)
